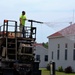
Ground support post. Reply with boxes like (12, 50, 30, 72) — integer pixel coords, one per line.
(50, 61, 55, 75)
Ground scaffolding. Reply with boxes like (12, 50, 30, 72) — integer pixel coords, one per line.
(0, 19, 41, 75)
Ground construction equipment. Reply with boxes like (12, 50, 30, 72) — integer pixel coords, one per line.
(0, 19, 42, 75)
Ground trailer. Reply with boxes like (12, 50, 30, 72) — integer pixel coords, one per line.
(0, 19, 42, 75)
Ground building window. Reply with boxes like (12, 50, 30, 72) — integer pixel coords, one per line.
(65, 49, 67, 60)
(45, 55, 48, 61)
(74, 43, 75, 48)
(65, 43, 68, 48)
(58, 44, 60, 48)
(36, 55, 40, 61)
(57, 50, 60, 60)
(73, 49, 75, 60)
(52, 51, 54, 60)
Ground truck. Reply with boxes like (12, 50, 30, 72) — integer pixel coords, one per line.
(0, 19, 43, 75)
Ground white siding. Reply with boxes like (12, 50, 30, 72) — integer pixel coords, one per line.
(48, 37, 75, 71)
(35, 45, 48, 68)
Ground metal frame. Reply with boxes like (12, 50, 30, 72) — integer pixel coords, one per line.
(0, 19, 42, 75)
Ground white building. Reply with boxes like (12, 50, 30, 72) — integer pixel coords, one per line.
(34, 43, 48, 68)
(48, 23, 75, 71)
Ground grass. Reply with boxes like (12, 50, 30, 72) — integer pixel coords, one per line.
(40, 68, 75, 75)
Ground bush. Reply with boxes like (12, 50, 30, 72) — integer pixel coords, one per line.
(58, 66, 63, 72)
(64, 66, 72, 73)
(46, 64, 50, 70)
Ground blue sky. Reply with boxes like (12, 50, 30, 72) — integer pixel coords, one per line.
(0, 0, 75, 42)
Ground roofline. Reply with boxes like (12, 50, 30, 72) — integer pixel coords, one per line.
(47, 23, 75, 39)
(48, 35, 64, 39)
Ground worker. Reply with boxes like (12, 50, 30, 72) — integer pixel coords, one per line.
(19, 11, 27, 37)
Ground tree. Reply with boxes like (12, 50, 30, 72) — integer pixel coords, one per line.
(42, 42, 48, 49)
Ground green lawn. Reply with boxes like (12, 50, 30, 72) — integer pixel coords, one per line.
(40, 68, 75, 75)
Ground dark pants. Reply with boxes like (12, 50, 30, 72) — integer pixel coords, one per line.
(22, 26, 26, 37)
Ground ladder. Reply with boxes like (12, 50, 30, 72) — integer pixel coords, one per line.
(3, 20, 17, 60)
(6, 38, 17, 60)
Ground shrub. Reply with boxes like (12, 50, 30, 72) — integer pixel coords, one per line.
(58, 66, 63, 72)
(64, 66, 72, 73)
(46, 64, 50, 70)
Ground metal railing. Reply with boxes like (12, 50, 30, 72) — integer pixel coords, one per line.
(0, 20, 36, 39)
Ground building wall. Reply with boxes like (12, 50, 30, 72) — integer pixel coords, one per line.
(48, 37, 75, 71)
(34, 45, 48, 68)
